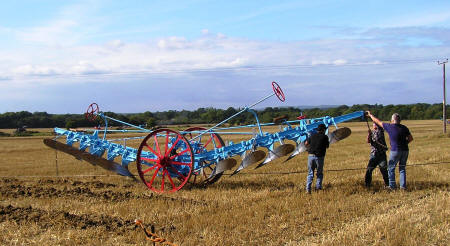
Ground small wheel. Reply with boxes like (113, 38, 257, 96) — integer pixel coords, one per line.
(183, 127, 225, 186)
(272, 81, 285, 102)
(85, 103, 99, 121)
(136, 129, 194, 193)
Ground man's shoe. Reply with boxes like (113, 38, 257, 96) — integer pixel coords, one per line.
(306, 190, 311, 194)
(385, 186, 394, 192)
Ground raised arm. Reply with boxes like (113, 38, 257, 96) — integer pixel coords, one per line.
(366, 111, 384, 129)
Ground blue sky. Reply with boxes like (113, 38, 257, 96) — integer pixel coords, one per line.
(1, 0, 449, 113)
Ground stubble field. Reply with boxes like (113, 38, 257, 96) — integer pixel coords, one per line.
(0, 120, 449, 245)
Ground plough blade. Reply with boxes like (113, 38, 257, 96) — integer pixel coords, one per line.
(284, 141, 308, 162)
(328, 127, 352, 144)
(210, 158, 237, 177)
(255, 144, 295, 169)
(231, 150, 266, 176)
(43, 138, 135, 178)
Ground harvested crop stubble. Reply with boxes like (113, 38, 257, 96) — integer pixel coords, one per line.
(0, 120, 449, 245)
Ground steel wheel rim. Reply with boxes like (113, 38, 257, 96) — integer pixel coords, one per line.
(136, 129, 194, 193)
(183, 127, 225, 185)
(272, 81, 285, 102)
(85, 103, 99, 121)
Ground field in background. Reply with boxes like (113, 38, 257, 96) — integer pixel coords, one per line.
(0, 120, 449, 245)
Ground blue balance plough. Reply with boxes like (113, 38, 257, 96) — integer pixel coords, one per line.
(44, 82, 365, 193)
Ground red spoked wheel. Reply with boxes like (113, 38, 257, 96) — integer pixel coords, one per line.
(136, 129, 194, 193)
(85, 103, 99, 121)
(272, 81, 285, 102)
(183, 127, 225, 186)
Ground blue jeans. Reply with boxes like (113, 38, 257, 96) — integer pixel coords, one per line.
(388, 150, 409, 189)
(306, 155, 324, 191)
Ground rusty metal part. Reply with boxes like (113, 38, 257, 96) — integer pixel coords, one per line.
(43, 138, 84, 161)
(328, 127, 352, 144)
(273, 115, 289, 124)
(134, 219, 178, 246)
(81, 152, 135, 178)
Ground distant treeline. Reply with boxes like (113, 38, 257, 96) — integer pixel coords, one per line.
(0, 103, 446, 129)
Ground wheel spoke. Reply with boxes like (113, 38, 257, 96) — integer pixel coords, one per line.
(154, 134, 162, 156)
(141, 157, 158, 163)
(168, 165, 186, 182)
(203, 135, 213, 148)
(212, 135, 220, 148)
(169, 148, 190, 160)
(164, 132, 169, 156)
(143, 165, 156, 174)
(161, 169, 166, 191)
(166, 171, 176, 190)
(165, 135, 181, 158)
(170, 161, 191, 166)
(144, 143, 160, 157)
(148, 167, 160, 188)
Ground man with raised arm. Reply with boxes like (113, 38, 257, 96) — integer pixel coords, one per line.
(366, 122, 389, 188)
(366, 112, 413, 190)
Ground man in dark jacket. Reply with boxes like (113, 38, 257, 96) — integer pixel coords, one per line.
(366, 112, 413, 190)
(305, 123, 329, 193)
(365, 122, 389, 187)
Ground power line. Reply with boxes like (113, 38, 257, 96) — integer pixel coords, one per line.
(1, 161, 448, 179)
(8, 58, 439, 80)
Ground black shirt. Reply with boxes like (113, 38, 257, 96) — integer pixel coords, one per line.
(307, 132, 329, 157)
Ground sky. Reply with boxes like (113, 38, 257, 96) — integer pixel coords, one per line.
(1, 0, 449, 113)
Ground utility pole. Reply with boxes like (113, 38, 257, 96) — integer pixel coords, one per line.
(438, 59, 448, 133)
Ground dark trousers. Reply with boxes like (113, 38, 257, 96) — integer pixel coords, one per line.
(365, 152, 389, 187)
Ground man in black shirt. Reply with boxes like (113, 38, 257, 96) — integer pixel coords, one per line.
(305, 124, 329, 193)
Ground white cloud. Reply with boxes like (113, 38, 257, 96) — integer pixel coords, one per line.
(12, 65, 58, 76)
(107, 40, 125, 49)
(2, 26, 449, 82)
(333, 59, 347, 65)
(1, 25, 449, 112)
(71, 61, 108, 75)
(157, 36, 189, 49)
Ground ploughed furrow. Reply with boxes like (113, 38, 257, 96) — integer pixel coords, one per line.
(39, 179, 120, 188)
(1, 182, 209, 206)
(0, 183, 143, 202)
(0, 204, 136, 233)
(1, 178, 132, 189)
